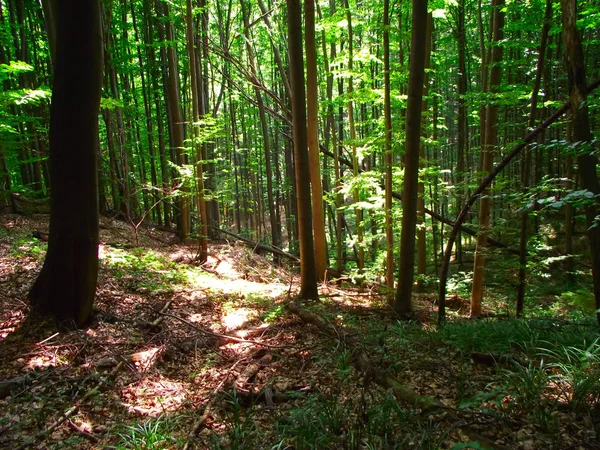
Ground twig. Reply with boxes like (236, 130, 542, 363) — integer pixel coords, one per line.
(159, 311, 298, 349)
(151, 301, 173, 327)
(36, 332, 59, 346)
(66, 419, 99, 444)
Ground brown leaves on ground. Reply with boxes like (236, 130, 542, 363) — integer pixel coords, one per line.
(0, 214, 597, 449)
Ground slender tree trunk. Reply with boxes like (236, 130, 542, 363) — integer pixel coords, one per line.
(343, 0, 364, 274)
(240, 0, 281, 261)
(470, 0, 504, 318)
(383, 0, 394, 289)
(416, 13, 433, 292)
(305, 0, 327, 279)
(164, 2, 190, 242)
(186, 0, 208, 260)
(288, 0, 318, 299)
(393, 0, 429, 315)
(517, 0, 551, 317)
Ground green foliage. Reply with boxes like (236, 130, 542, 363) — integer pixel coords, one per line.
(103, 247, 187, 292)
(541, 338, 600, 411)
(557, 289, 596, 313)
(0, 60, 34, 82)
(261, 304, 285, 323)
(11, 236, 46, 259)
(110, 416, 183, 449)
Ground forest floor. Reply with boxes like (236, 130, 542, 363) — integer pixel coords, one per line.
(0, 214, 599, 450)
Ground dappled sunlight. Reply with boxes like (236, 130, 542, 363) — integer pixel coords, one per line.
(221, 307, 254, 330)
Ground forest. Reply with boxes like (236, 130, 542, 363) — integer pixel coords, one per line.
(0, 0, 600, 448)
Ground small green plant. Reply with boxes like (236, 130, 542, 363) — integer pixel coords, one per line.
(11, 237, 46, 259)
(110, 416, 182, 449)
(262, 304, 285, 323)
(557, 289, 596, 313)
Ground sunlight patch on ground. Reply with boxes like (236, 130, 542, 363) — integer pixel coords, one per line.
(221, 307, 254, 330)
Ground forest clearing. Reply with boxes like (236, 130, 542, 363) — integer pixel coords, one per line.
(0, 214, 599, 449)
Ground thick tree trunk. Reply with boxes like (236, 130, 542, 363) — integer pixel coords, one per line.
(561, 0, 600, 326)
(29, 0, 103, 328)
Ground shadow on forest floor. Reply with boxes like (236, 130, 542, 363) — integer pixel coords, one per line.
(0, 214, 599, 449)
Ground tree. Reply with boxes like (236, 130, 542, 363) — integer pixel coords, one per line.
(288, 0, 318, 299)
(186, 0, 208, 262)
(163, 1, 190, 242)
(29, 0, 103, 327)
(305, 0, 327, 280)
(470, 0, 504, 318)
(561, 0, 600, 325)
(393, 0, 429, 316)
(383, 0, 394, 289)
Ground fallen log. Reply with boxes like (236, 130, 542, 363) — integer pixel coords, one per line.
(212, 226, 300, 262)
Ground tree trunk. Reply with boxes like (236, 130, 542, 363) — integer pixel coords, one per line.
(393, 0, 429, 316)
(416, 13, 433, 292)
(29, 0, 103, 328)
(288, 0, 318, 299)
(517, 0, 551, 317)
(470, 0, 504, 318)
(164, 2, 190, 242)
(305, 0, 327, 280)
(383, 0, 394, 289)
(240, 0, 281, 262)
(561, 0, 600, 326)
(186, 0, 208, 261)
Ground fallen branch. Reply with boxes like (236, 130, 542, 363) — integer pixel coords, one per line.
(212, 226, 299, 262)
(66, 419, 99, 444)
(159, 311, 298, 349)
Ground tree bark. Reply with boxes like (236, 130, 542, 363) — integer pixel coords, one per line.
(393, 0, 429, 316)
(561, 0, 600, 326)
(305, 0, 327, 280)
(470, 0, 504, 318)
(29, 0, 103, 328)
(288, 0, 318, 299)
(164, 2, 190, 242)
(383, 0, 394, 289)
